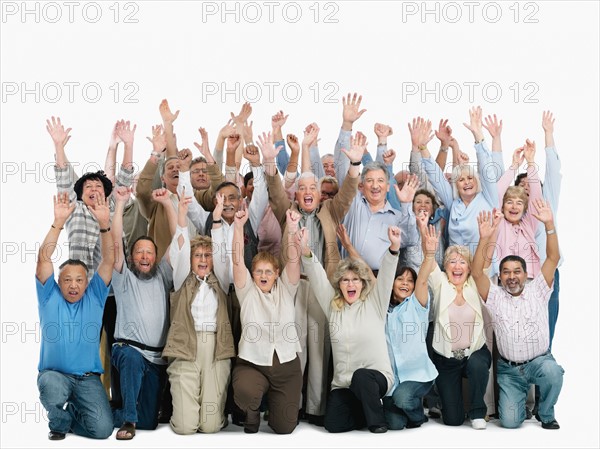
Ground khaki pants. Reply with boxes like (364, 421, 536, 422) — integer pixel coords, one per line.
(167, 332, 231, 434)
(295, 279, 331, 415)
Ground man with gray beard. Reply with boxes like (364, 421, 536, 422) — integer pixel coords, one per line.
(109, 186, 175, 440)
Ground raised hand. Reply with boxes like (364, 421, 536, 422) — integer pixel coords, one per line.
(242, 120, 254, 144)
(463, 106, 484, 142)
(416, 210, 429, 231)
(342, 92, 367, 129)
(109, 120, 124, 148)
(483, 114, 503, 139)
(193, 127, 214, 163)
(212, 191, 225, 221)
(511, 147, 525, 169)
(341, 131, 367, 163)
(219, 119, 236, 140)
(530, 199, 554, 224)
(523, 139, 536, 163)
(388, 225, 401, 251)
(87, 194, 110, 228)
(226, 134, 241, 155)
(113, 186, 132, 204)
(46, 116, 72, 148)
(233, 208, 249, 228)
(421, 224, 440, 255)
(53, 191, 76, 226)
(243, 144, 261, 167)
(231, 102, 252, 125)
(152, 188, 172, 206)
(271, 110, 289, 130)
(286, 209, 301, 230)
(178, 148, 193, 171)
(302, 123, 319, 148)
(382, 149, 396, 166)
(435, 119, 453, 148)
(394, 174, 419, 203)
(477, 209, 500, 240)
(147, 124, 167, 153)
(256, 131, 281, 161)
(299, 226, 311, 256)
(287, 134, 300, 154)
(177, 193, 192, 219)
(408, 117, 433, 149)
(374, 123, 393, 143)
(115, 119, 136, 146)
(417, 118, 434, 148)
(159, 99, 180, 124)
(457, 149, 470, 164)
(542, 110, 555, 134)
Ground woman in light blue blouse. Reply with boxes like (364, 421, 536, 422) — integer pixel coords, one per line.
(384, 223, 438, 430)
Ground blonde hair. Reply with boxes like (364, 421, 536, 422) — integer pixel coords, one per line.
(251, 251, 280, 273)
(451, 164, 482, 199)
(190, 235, 213, 255)
(330, 258, 373, 311)
(443, 245, 473, 269)
(502, 186, 529, 214)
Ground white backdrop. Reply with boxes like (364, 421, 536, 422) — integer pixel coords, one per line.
(1, 1, 598, 448)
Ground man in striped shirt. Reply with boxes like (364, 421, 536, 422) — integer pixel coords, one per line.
(472, 201, 562, 430)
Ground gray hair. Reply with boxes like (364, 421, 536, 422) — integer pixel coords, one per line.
(361, 161, 389, 184)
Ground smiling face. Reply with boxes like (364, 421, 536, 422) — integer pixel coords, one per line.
(456, 170, 478, 203)
(413, 193, 434, 219)
(130, 239, 158, 280)
(58, 264, 89, 303)
(81, 179, 105, 207)
(503, 196, 525, 224)
(499, 260, 527, 296)
(444, 251, 470, 286)
(339, 270, 364, 305)
(191, 244, 213, 278)
(190, 161, 209, 190)
(361, 168, 389, 208)
(161, 159, 180, 193)
(252, 261, 279, 293)
(322, 155, 336, 177)
(320, 180, 338, 202)
(295, 175, 319, 213)
(217, 185, 242, 223)
(392, 270, 416, 304)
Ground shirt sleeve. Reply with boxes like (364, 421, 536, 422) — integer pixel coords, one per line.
(178, 170, 209, 234)
(170, 225, 192, 292)
(36, 274, 58, 308)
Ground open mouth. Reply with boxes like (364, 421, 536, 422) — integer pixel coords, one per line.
(303, 196, 314, 205)
(451, 271, 464, 281)
(68, 290, 79, 297)
(346, 289, 357, 298)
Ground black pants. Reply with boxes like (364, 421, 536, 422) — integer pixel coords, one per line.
(324, 369, 388, 433)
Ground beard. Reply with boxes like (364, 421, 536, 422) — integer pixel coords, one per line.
(130, 262, 159, 280)
(504, 280, 525, 296)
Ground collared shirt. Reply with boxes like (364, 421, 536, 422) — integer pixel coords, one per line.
(298, 206, 324, 263)
(342, 193, 415, 270)
(386, 293, 438, 391)
(235, 268, 300, 366)
(483, 273, 553, 363)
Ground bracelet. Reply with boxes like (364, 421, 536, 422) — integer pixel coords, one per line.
(546, 229, 556, 235)
(474, 138, 485, 144)
(151, 151, 161, 159)
(389, 248, 399, 256)
(418, 145, 427, 152)
(51, 224, 64, 230)
(99, 227, 111, 233)
(350, 161, 361, 166)
(439, 146, 449, 153)
(213, 219, 223, 224)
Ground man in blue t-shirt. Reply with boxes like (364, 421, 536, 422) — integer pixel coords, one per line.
(35, 192, 115, 441)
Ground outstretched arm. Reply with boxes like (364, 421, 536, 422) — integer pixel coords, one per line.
(472, 210, 502, 301)
(285, 210, 302, 285)
(111, 186, 131, 273)
(232, 208, 249, 289)
(88, 194, 115, 286)
(531, 199, 559, 287)
(416, 224, 439, 307)
(36, 192, 75, 283)
(159, 99, 180, 158)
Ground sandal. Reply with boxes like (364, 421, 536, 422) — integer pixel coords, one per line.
(116, 422, 136, 440)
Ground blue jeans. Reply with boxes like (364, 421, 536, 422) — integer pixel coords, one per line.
(432, 345, 491, 426)
(111, 343, 166, 429)
(497, 352, 564, 428)
(37, 370, 113, 439)
(383, 380, 433, 430)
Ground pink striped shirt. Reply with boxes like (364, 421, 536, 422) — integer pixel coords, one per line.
(484, 274, 553, 362)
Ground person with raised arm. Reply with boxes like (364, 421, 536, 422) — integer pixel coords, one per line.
(36, 192, 114, 441)
(161, 190, 235, 435)
(228, 208, 303, 434)
(472, 201, 563, 430)
(108, 186, 175, 440)
(300, 224, 401, 434)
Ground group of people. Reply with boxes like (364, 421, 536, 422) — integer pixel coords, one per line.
(35, 95, 564, 441)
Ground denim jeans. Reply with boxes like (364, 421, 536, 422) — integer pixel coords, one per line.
(497, 352, 564, 428)
(37, 370, 113, 439)
(111, 343, 166, 430)
(548, 269, 560, 349)
(383, 380, 433, 430)
(432, 345, 491, 425)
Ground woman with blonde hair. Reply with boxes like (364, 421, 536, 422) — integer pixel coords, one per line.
(301, 225, 401, 434)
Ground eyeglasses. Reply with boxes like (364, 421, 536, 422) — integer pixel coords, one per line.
(253, 269, 275, 277)
(191, 169, 208, 175)
(340, 278, 361, 285)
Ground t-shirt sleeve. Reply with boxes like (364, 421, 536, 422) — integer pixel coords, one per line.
(36, 274, 58, 308)
(158, 258, 174, 291)
(88, 272, 110, 308)
(235, 270, 253, 306)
